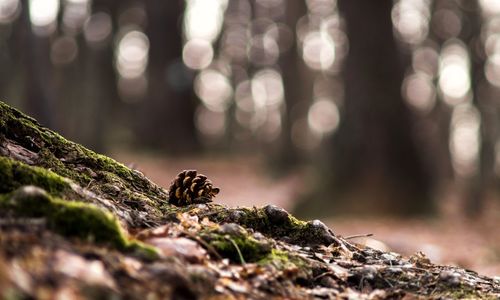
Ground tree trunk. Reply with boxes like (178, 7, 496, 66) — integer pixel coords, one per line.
(325, 0, 432, 214)
(137, 0, 199, 153)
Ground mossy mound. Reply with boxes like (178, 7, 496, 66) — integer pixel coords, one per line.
(0, 101, 168, 228)
(0, 185, 158, 259)
(200, 223, 273, 263)
(0, 100, 499, 299)
(0, 156, 70, 195)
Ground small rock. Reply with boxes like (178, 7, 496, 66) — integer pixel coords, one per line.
(263, 205, 290, 224)
(308, 220, 337, 246)
(381, 253, 399, 265)
(219, 223, 247, 237)
(439, 270, 462, 286)
(252, 232, 265, 241)
(228, 210, 245, 222)
(11, 186, 52, 206)
(354, 265, 378, 280)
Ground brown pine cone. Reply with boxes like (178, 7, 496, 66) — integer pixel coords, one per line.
(168, 170, 220, 206)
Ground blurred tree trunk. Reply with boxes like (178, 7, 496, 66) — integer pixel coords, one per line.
(137, 0, 199, 153)
(461, 0, 494, 216)
(321, 0, 433, 214)
(21, 8, 53, 128)
(273, 1, 309, 170)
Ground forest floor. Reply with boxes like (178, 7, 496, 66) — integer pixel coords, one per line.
(113, 151, 500, 279)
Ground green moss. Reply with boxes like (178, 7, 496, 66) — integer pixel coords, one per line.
(205, 206, 337, 247)
(0, 101, 168, 211)
(200, 225, 272, 263)
(259, 249, 291, 265)
(126, 241, 161, 261)
(260, 249, 308, 270)
(209, 235, 270, 263)
(0, 156, 70, 195)
(0, 186, 159, 259)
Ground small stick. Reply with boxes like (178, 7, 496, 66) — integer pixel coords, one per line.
(225, 235, 246, 265)
(343, 233, 374, 240)
(181, 231, 223, 260)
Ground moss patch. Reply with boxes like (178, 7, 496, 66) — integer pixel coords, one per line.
(200, 224, 272, 263)
(0, 186, 158, 259)
(0, 101, 168, 213)
(204, 205, 336, 247)
(0, 156, 70, 195)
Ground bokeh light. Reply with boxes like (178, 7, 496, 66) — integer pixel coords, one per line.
(51, 36, 78, 66)
(392, 0, 431, 45)
(184, 0, 227, 42)
(29, 0, 59, 36)
(485, 54, 500, 87)
(0, 0, 20, 24)
(182, 39, 214, 70)
(248, 34, 280, 66)
(480, 0, 500, 16)
(84, 12, 112, 46)
(412, 45, 439, 76)
(264, 23, 294, 54)
(235, 80, 254, 113)
(251, 69, 284, 109)
(402, 72, 436, 113)
(438, 41, 471, 105)
(62, 0, 91, 33)
(449, 103, 481, 178)
(306, 0, 336, 17)
(115, 30, 149, 79)
(194, 69, 233, 112)
(302, 31, 335, 71)
(307, 98, 340, 136)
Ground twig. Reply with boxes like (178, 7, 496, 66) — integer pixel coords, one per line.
(313, 271, 334, 281)
(181, 231, 223, 260)
(225, 235, 246, 265)
(343, 233, 374, 240)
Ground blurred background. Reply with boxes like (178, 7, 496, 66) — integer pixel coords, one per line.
(0, 0, 499, 275)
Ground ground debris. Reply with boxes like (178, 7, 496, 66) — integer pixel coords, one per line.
(1, 101, 500, 299)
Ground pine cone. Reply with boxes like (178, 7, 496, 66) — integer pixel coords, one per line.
(168, 170, 220, 206)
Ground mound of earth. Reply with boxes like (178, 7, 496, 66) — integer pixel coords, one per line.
(0, 101, 499, 299)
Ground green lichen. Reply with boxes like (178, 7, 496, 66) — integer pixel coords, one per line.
(0, 186, 159, 259)
(0, 156, 70, 195)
